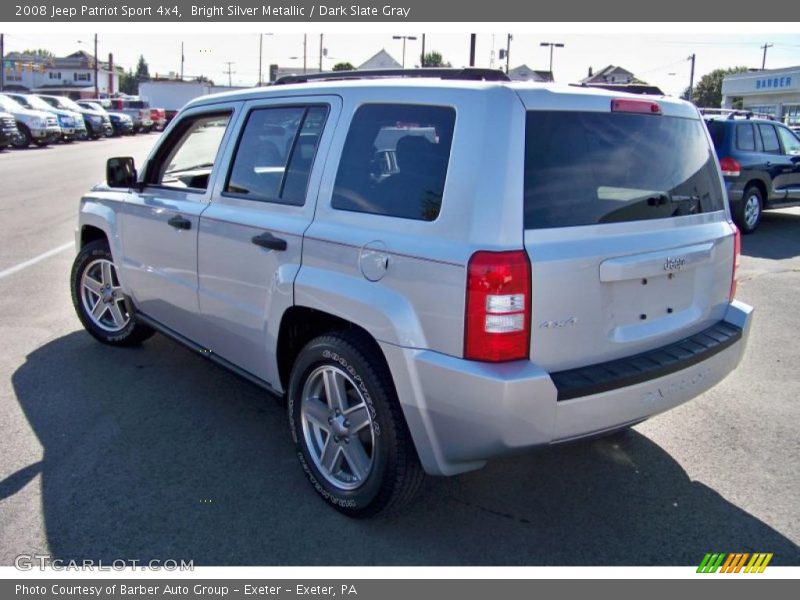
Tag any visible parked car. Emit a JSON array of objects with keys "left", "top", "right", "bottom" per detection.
[
  {"left": 77, "top": 101, "right": 134, "bottom": 137},
  {"left": 103, "top": 96, "right": 154, "bottom": 133},
  {"left": 0, "top": 111, "right": 19, "bottom": 150},
  {"left": 4, "top": 92, "right": 79, "bottom": 143},
  {"left": 38, "top": 94, "right": 109, "bottom": 140},
  {"left": 150, "top": 107, "right": 167, "bottom": 131},
  {"left": 705, "top": 112, "right": 800, "bottom": 233},
  {"left": 0, "top": 94, "right": 60, "bottom": 148},
  {"left": 71, "top": 69, "right": 753, "bottom": 516}
]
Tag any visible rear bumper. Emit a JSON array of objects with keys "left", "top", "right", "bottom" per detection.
[{"left": 383, "top": 300, "right": 754, "bottom": 476}]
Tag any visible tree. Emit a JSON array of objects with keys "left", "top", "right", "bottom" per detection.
[
  {"left": 683, "top": 66, "right": 749, "bottom": 108},
  {"left": 135, "top": 55, "right": 150, "bottom": 81},
  {"left": 332, "top": 62, "right": 355, "bottom": 72},
  {"left": 119, "top": 69, "right": 138, "bottom": 95},
  {"left": 21, "top": 49, "right": 55, "bottom": 59},
  {"left": 422, "top": 51, "right": 451, "bottom": 68}
]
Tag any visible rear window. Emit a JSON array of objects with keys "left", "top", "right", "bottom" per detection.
[
  {"left": 332, "top": 104, "right": 455, "bottom": 221},
  {"left": 524, "top": 111, "right": 725, "bottom": 229}
]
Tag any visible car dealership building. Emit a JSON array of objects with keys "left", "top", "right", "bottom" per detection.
[{"left": 722, "top": 65, "right": 800, "bottom": 127}]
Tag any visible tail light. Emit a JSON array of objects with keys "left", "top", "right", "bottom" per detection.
[
  {"left": 729, "top": 224, "right": 741, "bottom": 300},
  {"left": 719, "top": 156, "right": 741, "bottom": 177},
  {"left": 464, "top": 250, "right": 531, "bottom": 362}
]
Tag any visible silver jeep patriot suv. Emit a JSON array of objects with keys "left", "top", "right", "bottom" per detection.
[{"left": 70, "top": 69, "right": 753, "bottom": 516}]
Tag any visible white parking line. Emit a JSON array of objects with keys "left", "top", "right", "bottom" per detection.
[{"left": 0, "top": 242, "right": 74, "bottom": 280}]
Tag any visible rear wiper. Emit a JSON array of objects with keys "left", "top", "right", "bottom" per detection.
[{"left": 646, "top": 193, "right": 701, "bottom": 206}]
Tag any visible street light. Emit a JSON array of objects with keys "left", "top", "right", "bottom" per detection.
[
  {"left": 392, "top": 35, "right": 417, "bottom": 68},
  {"left": 77, "top": 35, "right": 99, "bottom": 97},
  {"left": 540, "top": 42, "right": 564, "bottom": 78}
]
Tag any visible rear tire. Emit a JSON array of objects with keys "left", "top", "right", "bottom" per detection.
[
  {"left": 288, "top": 332, "right": 424, "bottom": 517},
  {"left": 70, "top": 239, "right": 154, "bottom": 346},
  {"left": 734, "top": 185, "right": 763, "bottom": 234}
]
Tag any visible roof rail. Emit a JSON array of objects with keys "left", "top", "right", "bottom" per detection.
[
  {"left": 272, "top": 68, "right": 510, "bottom": 86},
  {"left": 699, "top": 107, "right": 776, "bottom": 121}
]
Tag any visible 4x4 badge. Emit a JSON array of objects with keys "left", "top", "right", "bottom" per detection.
[{"left": 664, "top": 257, "right": 686, "bottom": 272}]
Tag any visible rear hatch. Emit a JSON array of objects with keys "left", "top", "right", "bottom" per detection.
[{"left": 518, "top": 91, "right": 736, "bottom": 372}]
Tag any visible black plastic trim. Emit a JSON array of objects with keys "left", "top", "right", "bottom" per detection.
[{"left": 552, "top": 321, "right": 742, "bottom": 401}]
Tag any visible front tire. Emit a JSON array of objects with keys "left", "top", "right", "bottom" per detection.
[
  {"left": 12, "top": 125, "right": 32, "bottom": 149},
  {"left": 288, "top": 332, "right": 423, "bottom": 517},
  {"left": 734, "top": 185, "right": 763, "bottom": 234},
  {"left": 70, "top": 240, "right": 154, "bottom": 346}
]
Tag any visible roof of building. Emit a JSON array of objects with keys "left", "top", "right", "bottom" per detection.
[
  {"left": 581, "top": 65, "right": 634, "bottom": 84},
  {"left": 359, "top": 49, "right": 403, "bottom": 70},
  {"left": 508, "top": 64, "right": 554, "bottom": 82}
]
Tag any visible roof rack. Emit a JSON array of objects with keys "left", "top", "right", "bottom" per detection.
[
  {"left": 272, "top": 68, "right": 510, "bottom": 86},
  {"left": 571, "top": 82, "right": 665, "bottom": 95},
  {"left": 699, "top": 108, "right": 776, "bottom": 121}
]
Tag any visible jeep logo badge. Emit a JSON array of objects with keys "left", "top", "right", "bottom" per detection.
[{"left": 664, "top": 257, "right": 686, "bottom": 272}]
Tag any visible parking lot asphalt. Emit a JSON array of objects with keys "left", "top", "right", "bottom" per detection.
[{"left": 0, "top": 136, "right": 798, "bottom": 566}]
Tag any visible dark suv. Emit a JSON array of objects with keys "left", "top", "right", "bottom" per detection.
[{"left": 705, "top": 111, "right": 800, "bottom": 233}]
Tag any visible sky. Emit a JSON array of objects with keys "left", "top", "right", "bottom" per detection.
[{"left": 4, "top": 31, "right": 800, "bottom": 96}]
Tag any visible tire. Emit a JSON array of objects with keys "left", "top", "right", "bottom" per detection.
[
  {"left": 734, "top": 185, "right": 763, "bottom": 234},
  {"left": 70, "top": 239, "right": 154, "bottom": 346},
  {"left": 12, "top": 125, "right": 32, "bottom": 149},
  {"left": 288, "top": 332, "right": 424, "bottom": 517}
]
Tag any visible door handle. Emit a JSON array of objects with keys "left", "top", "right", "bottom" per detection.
[
  {"left": 251, "top": 231, "right": 287, "bottom": 251},
  {"left": 167, "top": 215, "right": 191, "bottom": 230}
]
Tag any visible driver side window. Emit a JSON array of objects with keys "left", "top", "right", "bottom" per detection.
[{"left": 151, "top": 113, "right": 231, "bottom": 191}]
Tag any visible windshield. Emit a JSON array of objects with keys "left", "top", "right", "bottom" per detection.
[
  {"left": 57, "top": 97, "right": 84, "bottom": 111},
  {"left": 524, "top": 111, "right": 725, "bottom": 229},
  {"left": 22, "top": 95, "right": 53, "bottom": 111},
  {"left": 81, "top": 102, "right": 106, "bottom": 113},
  {"left": 0, "top": 95, "right": 24, "bottom": 112}
]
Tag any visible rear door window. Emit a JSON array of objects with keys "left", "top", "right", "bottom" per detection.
[
  {"left": 524, "top": 111, "right": 725, "bottom": 229},
  {"left": 736, "top": 123, "right": 756, "bottom": 151},
  {"left": 758, "top": 124, "right": 781, "bottom": 154},
  {"left": 332, "top": 104, "right": 456, "bottom": 221}
]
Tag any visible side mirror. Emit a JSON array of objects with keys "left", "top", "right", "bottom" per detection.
[{"left": 106, "top": 156, "right": 137, "bottom": 188}]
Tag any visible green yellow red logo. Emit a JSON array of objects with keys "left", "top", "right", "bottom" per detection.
[{"left": 697, "top": 553, "right": 773, "bottom": 573}]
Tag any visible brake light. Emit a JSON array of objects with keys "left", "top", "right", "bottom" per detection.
[
  {"left": 730, "top": 224, "right": 741, "bottom": 300},
  {"left": 465, "top": 250, "right": 531, "bottom": 362},
  {"left": 719, "top": 156, "right": 741, "bottom": 177},
  {"left": 611, "top": 98, "right": 662, "bottom": 115}
]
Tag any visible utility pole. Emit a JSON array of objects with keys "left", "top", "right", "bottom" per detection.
[
  {"left": 687, "top": 53, "right": 696, "bottom": 100},
  {"left": 258, "top": 35, "right": 262, "bottom": 85},
  {"left": 505, "top": 34, "right": 512, "bottom": 74},
  {"left": 181, "top": 41, "right": 185, "bottom": 81},
  {"left": 420, "top": 34, "right": 426, "bottom": 67},
  {"left": 761, "top": 43, "right": 773, "bottom": 70},
  {"left": 0, "top": 34, "right": 5, "bottom": 93},
  {"left": 303, "top": 34, "right": 307, "bottom": 74},
  {"left": 223, "top": 61, "right": 236, "bottom": 87},
  {"left": 469, "top": 34, "right": 476, "bottom": 67},
  {"left": 94, "top": 33, "right": 99, "bottom": 98},
  {"left": 319, "top": 34, "right": 324, "bottom": 72}
]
